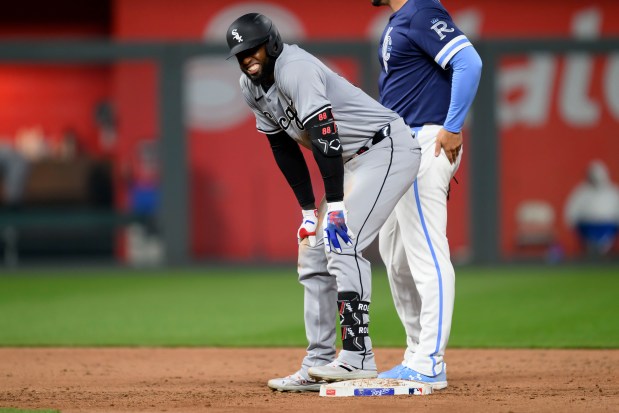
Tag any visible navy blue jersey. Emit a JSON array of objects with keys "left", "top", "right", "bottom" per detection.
[{"left": 378, "top": 0, "right": 472, "bottom": 127}]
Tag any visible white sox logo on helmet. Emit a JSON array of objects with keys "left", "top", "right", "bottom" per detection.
[{"left": 232, "top": 29, "right": 243, "bottom": 43}]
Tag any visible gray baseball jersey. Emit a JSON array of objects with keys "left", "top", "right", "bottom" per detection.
[
  {"left": 240, "top": 44, "right": 399, "bottom": 159},
  {"left": 239, "top": 42, "right": 422, "bottom": 374}
]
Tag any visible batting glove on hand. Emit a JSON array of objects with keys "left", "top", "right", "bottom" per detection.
[
  {"left": 298, "top": 209, "right": 318, "bottom": 247},
  {"left": 324, "top": 201, "right": 355, "bottom": 254}
]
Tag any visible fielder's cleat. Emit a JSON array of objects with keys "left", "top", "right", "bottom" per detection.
[
  {"left": 378, "top": 364, "right": 448, "bottom": 390},
  {"left": 377, "top": 363, "right": 406, "bottom": 378},
  {"left": 308, "top": 360, "right": 377, "bottom": 382},
  {"left": 267, "top": 371, "right": 323, "bottom": 392}
]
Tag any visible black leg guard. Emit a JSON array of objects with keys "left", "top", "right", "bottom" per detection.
[{"left": 338, "top": 292, "right": 370, "bottom": 352}]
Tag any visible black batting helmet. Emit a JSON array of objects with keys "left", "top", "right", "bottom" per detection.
[{"left": 226, "top": 13, "right": 283, "bottom": 59}]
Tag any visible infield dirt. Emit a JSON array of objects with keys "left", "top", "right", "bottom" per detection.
[{"left": 1, "top": 348, "right": 617, "bottom": 412}]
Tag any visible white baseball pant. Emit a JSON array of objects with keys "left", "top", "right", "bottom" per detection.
[{"left": 379, "top": 124, "right": 462, "bottom": 377}]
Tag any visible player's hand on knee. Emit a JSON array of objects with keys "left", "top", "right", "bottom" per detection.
[
  {"left": 323, "top": 201, "right": 355, "bottom": 253},
  {"left": 297, "top": 209, "right": 318, "bottom": 247},
  {"left": 435, "top": 128, "right": 463, "bottom": 164}
]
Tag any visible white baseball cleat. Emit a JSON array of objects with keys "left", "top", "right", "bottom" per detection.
[
  {"left": 267, "top": 371, "right": 324, "bottom": 392},
  {"left": 308, "top": 360, "right": 377, "bottom": 382}
]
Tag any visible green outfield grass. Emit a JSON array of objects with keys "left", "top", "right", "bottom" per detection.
[{"left": 0, "top": 265, "right": 617, "bottom": 348}]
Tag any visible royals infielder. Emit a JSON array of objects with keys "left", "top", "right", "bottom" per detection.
[
  {"left": 371, "top": 0, "right": 482, "bottom": 389},
  {"left": 226, "top": 13, "right": 421, "bottom": 392}
]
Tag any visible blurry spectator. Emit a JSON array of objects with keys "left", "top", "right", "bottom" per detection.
[
  {"left": 126, "top": 140, "right": 162, "bottom": 266},
  {"left": 56, "top": 128, "right": 80, "bottom": 160},
  {"left": 14, "top": 126, "right": 48, "bottom": 161},
  {"left": 94, "top": 100, "right": 117, "bottom": 152},
  {"left": 129, "top": 140, "right": 159, "bottom": 218},
  {"left": 0, "top": 141, "right": 29, "bottom": 209},
  {"left": 564, "top": 160, "right": 619, "bottom": 255}
]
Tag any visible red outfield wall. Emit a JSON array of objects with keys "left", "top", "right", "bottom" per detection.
[
  {"left": 114, "top": 0, "right": 619, "bottom": 260},
  {"left": 1, "top": 1, "right": 618, "bottom": 261}
]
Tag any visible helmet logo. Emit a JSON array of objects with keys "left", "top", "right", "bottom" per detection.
[{"left": 231, "top": 29, "right": 243, "bottom": 43}]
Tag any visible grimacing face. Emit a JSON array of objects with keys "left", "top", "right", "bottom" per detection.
[{"left": 235, "top": 43, "right": 274, "bottom": 85}]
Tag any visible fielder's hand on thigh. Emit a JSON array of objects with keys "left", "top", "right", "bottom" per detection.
[
  {"left": 323, "top": 201, "right": 355, "bottom": 253},
  {"left": 298, "top": 209, "right": 318, "bottom": 247},
  {"left": 435, "top": 128, "right": 462, "bottom": 164}
]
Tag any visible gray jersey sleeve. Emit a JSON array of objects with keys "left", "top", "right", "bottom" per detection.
[
  {"left": 276, "top": 60, "right": 332, "bottom": 126},
  {"left": 239, "top": 75, "right": 281, "bottom": 134}
]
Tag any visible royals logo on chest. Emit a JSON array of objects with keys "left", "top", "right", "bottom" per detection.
[{"left": 381, "top": 26, "right": 394, "bottom": 73}]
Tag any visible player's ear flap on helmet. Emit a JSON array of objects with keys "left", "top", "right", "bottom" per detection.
[{"left": 266, "top": 22, "right": 283, "bottom": 58}]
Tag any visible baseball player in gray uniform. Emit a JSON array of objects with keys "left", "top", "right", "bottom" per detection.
[{"left": 226, "top": 13, "right": 421, "bottom": 392}]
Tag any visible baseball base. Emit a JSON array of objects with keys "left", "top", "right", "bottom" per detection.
[{"left": 319, "top": 378, "right": 433, "bottom": 397}]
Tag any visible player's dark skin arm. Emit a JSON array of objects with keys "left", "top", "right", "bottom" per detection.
[{"left": 266, "top": 131, "right": 316, "bottom": 210}]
